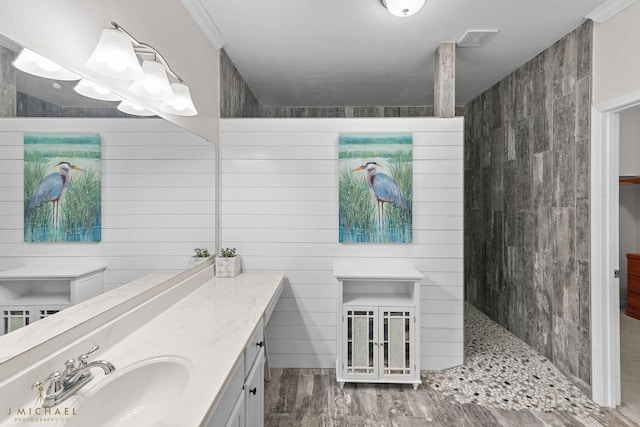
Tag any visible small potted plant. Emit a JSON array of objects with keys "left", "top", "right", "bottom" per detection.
[
  {"left": 189, "top": 247, "right": 211, "bottom": 268},
  {"left": 215, "top": 247, "right": 241, "bottom": 278}
]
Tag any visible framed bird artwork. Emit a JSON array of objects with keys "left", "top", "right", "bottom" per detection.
[
  {"left": 23, "top": 132, "right": 101, "bottom": 242},
  {"left": 339, "top": 132, "right": 412, "bottom": 243}
]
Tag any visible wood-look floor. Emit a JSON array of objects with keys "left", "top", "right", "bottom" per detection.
[
  {"left": 264, "top": 368, "right": 639, "bottom": 427},
  {"left": 621, "top": 310, "right": 640, "bottom": 421}
]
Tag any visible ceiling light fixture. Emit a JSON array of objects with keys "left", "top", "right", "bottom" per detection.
[
  {"left": 86, "top": 22, "right": 197, "bottom": 116},
  {"left": 74, "top": 78, "right": 122, "bottom": 101},
  {"left": 12, "top": 48, "right": 81, "bottom": 81},
  {"left": 117, "top": 99, "right": 155, "bottom": 116},
  {"left": 86, "top": 29, "right": 144, "bottom": 80},
  {"left": 160, "top": 82, "right": 198, "bottom": 116},
  {"left": 129, "top": 60, "right": 174, "bottom": 101},
  {"left": 383, "top": 0, "right": 425, "bottom": 17}
]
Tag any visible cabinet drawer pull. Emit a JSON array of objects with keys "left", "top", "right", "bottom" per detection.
[
  {"left": 249, "top": 387, "right": 257, "bottom": 395},
  {"left": 256, "top": 341, "right": 264, "bottom": 348}
]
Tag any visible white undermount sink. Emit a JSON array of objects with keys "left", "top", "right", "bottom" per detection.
[{"left": 63, "top": 356, "right": 191, "bottom": 427}]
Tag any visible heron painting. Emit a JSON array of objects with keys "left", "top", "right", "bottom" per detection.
[
  {"left": 24, "top": 132, "right": 101, "bottom": 242},
  {"left": 339, "top": 132, "right": 412, "bottom": 243}
]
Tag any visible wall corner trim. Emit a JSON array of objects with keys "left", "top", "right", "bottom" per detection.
[
  {"left": 180, "top": 0, "right": 226, "bottom": 49},
  {"left": 590, "top": 107, "right": 622, "bottom": 407},
  {"left": 586, "top": 0, "right": 638, "bottom": 23}
]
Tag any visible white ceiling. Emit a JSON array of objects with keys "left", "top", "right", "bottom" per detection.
[{"left": 195, "top": 0, "right": 608, "bottom": 107}]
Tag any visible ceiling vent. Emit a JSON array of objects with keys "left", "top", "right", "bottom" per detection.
[{"left": 457, "top": 30, "right": 499, "bottom": 48}]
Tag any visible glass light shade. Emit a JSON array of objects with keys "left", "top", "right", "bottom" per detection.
[
  {"left": 159, "top": 82, "right": 197, "bottom": 116},
  {"left": 117, "top": 100, "right": 155, "bottom": 116},
  {"left": 12, "top": 48, "right": 80, "bottom": 81},
  {"left": 383, "top": 0, "right": 425, "bottom": 17},
  {"left": 129, "top": 60, "right": 174, "bottom": 101},
  {"left": 74, "top": 78, "right": 122, "bottom": 101},
  {"left": 87, "top": 29, "right": 144, "bottom": 80}
]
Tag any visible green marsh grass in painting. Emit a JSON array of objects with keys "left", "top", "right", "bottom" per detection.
[
  {"left": 24, "top": 132, "right": 101, "bottom": 242},
  {"left": 339, "top": 132, "right": 412, "bottom": 243}
]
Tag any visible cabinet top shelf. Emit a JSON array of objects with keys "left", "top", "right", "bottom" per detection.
[
  {"left": 5, "top": 292, "right": 70, "bottom": 305},
  {"left": 0, "top": 265, "right": 106, "bottom": 280},
  {"left": 333, "top": 264, "right": 424, "bottom": 281},
  {"left": 343, "top": 293, "right": 414, "bottom": 306}
]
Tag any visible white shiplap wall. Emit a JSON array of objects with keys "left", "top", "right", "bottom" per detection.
[
  {"left": 0, "top": 118, "right": 215, "bottom": 291},
  {"left": 220, "top": 118, "right": 463, "bottom": 370}
]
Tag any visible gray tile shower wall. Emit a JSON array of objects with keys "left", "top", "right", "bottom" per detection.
[
  {"left": 219, "top": 46, "right": 465, "bottom": 119},
  {"left": 220, "top": 48, "right": 261, "bottom": 118},
  {"left": 464, "top": 21, "right": 592, "bottom": 392},
  {"left": 260, "top": 105, "right": 465, "bottom": 118},
  {"left": 0, "top": 45, "right": 17, "bottom": 117}
]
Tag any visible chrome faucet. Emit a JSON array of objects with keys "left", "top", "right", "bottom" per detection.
[{"left": 32, "top": 345, "right": 116, "bottom": 408}]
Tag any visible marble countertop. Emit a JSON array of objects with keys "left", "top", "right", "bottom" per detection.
[
  {"left": 0, "top": 266, "right": 283, "bottom": 427},
  {"left": 56, "top": 271, "right": 284, "bottom": 426},
  {"left": 81, "top": 273, "right": 284, "bottom": 427}
]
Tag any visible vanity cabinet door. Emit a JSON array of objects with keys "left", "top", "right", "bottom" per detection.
[
  {"left": 244, "top": 348, "right": 265, "bottom": 427},
  {"left": 206, "top": 358, "right": 244, "bottom": 427},
  {"left": 225, "top": 392, "right": 245, "bottom": 427}
]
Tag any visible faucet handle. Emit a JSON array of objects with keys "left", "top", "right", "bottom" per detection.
[
  {"left": 77, "top": 345, "right": 100, "bottom": 367},
  {"left": 32, "top": 371, "right": 62, "bottom": 389},
  {"left": 32, "top": 371, "right": 64, "bottom": 399}
]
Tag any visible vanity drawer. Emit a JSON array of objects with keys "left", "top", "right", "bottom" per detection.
[
  {"left": 627, "top": 292, "right": 640, "bottom": 320},
  {"left": 629, "top": 275, "right": 640, "bottom": 294},
  {"left": 627, "top": 254, "right": 640, "bottom": 277},
  {"left": 244, "top": 318, "right": 264, "bottom": 376}
]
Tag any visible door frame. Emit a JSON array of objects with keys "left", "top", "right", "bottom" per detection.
[{"left": 591, "top": 89, "right": 640, "bottom": 406}]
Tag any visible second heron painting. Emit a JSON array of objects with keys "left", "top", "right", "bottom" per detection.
[
  {"left": 339, "top": 132, "right": 412, "bottom": 243},
  {"left": 24, "top": 132, "right": 101, "bottom": 242}
]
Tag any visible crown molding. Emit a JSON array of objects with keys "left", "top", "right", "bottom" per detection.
[
  {"left": 180, "top": 0, "right": 226, "bottom": 49},
  {"left": 586, "top": 0, "right": 637, "bottom": 23}
]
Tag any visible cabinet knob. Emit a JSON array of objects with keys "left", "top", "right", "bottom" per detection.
[
  {"left": 249, "top": 387, "right": 257, "bottom": 395},
  {"left": 256, "top": 341, "right": 264, "bottom": 348}
]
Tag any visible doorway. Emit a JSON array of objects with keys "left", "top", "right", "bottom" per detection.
[
  {"left": 617, "top": 108, "right": 640, "bottom": 420},
  {"left": 591, "top": 91, "right": 640, "bottom": 408}
]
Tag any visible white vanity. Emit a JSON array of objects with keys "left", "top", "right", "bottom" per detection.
[
  {"left": 334, "top": 265, "right": 424, "bottom": 390},
  {"left": 0, "top": 264, "right": 283, "bottom": 427}
]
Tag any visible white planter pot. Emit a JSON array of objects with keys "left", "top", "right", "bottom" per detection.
[{"left": 215, "top": 256, "right": 241, "bottom": 278}]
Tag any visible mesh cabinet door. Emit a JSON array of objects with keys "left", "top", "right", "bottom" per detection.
[
  {"left": 380, "top": 307, "right": 414, "bottom": 381},
  {"left": 343, "top": 306, "right": 378, "bottom": 380},
  {"left": 1, "top": 307, "right": 31, "bottom": 335}
]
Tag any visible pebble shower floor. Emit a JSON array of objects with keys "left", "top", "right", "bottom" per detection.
[{"left": 426, "top": 304, "right": 601, "bottom": 417}]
